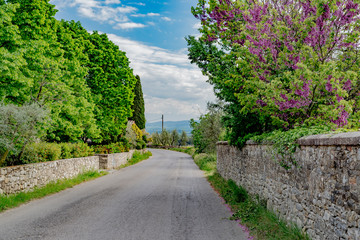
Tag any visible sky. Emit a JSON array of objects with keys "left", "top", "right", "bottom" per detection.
[{"left": 49, "top": 0, "right": 216, "bottom": 123}]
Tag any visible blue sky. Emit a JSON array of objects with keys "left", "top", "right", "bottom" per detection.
[{"left": 50, "top": 0, "right": 215, "bottom": 123}]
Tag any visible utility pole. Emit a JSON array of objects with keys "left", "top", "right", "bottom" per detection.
[{"left": 162, "top": 114, "right": 164, "bottom": 132}]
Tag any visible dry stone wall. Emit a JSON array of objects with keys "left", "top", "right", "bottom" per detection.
[
  {"left": 0, "top": 150, "right": 147, "bottom": 195},
  {"left": 217, "top": 132, "right": 360, "bottom": 240},
  {"left": 97, "top": 149, "right": 147, "bottom": 169},
  {"left": 0, "top": 156, "right": 99, "bottom": 195}
]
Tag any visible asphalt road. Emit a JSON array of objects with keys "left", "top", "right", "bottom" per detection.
[{"left": 0, "top": 149, "right": 248, "bottom": 240}]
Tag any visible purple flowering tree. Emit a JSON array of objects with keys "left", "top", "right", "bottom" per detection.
[{"left": 193, "top": 0, "right": 360, "bottom": 129}]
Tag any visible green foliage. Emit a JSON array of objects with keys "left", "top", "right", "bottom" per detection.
[
  {"left": 179, "top": 131, "right": 188, "bottom": 146},
  {"left": 188, "top": 0, "right": 360, "bottom": 148},
  {"left": 0, "top": 103, "right": 48, "bottom": 166},
  {"left": 136, "top": 140, "right": 146, "bottom": 150},
  {"left": 18, "top": 142, "right": 94, "bottom": 165},
  {"left": 0, "top": 2, "right": 29, "bottom": 105},
  {"left": 151, "top": 129, "right": 187, "bottom": 147},
  {"left": 130, "top": 75, "right": 146, "bottom": 129},
  {"left": 170, "top": 146, "right": 196, "bottom": 156},
  {"left": 186, "top": 36, "right": 272, "bottom": 149},
  {"left": 227, "top": 179, "right": 248, "bottom": 204},
  {"left": 170, "top": 129, "right": 180, "bottom": 146},
  {"left": 6, "top": 0, "right": 94, "bottom": 143},
  {"left": 160, "top": 129, "right": 171, "bottom": 146},
  {"left": 86, "top": 31, "right": 136, "bottom": 143},
  {"left": 0, "top": 170, "right": 107, "bottom": 212},
  {"left": 252, "top": 125, "right": 335, "bottom": 169},
  {"left": 193, "top": 153, "right": 217, "bottom": 174},
  {"left": 0, "top": 1, "right": 136, "bottom": 144},
  {"left": 190, "top": 102, "right": 224, "bottom": 153},
  {"left": 125, "top": 121, "right": 144, "bottom": 149},
  {"left": 63, "top": 142, "right": 94, "bottom": 158},
  {"left": 92, "top": 142, "right": 129, "bottom": 154},
  {"left": 151, "top": 132, "right": 161, "bottom": 146},
  {"left": 132, "top": 123, "right": 143, "bottom": 141}
]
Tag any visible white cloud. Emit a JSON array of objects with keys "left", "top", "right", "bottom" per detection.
[
  {"left": 51, "top": 0, "right": 143, "bottom": 30},
  {"left": 132, "top": 12, "right": 160, "bottom": 17},
  {"left": 131, "top": 2, "right": 145, "bottom": 6},
  {"left": 114, "top": 22, "right": 146, "bottom": 30},
  {"left": 106, "top": 33, "right": 216, "bottom": 121},
  {"left": 51, "top": 0, "right": 174, "bottom": 31},
  {"left": 145, "top": 97, "right": 204, "bottom": 122},
  {"left": 105, "top": 0, "right": 121, "bottom": 4},
  {"left": 147, "top": 13, "right": 160, "bottom": 17},
  {"left": 161, "top": 17, "right": 172, "bottom": 21}
]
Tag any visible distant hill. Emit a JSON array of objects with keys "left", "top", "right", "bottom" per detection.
[{"left": 145, "top": 120, "right": 193, "bottom": 135}]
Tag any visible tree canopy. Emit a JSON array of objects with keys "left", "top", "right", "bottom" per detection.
[
  {"left": 188, "top": 0, "right": 360, "bottom": 146},
  {"left": 130, "top": 75, "right": 146, "bottom": 129},
  {"left": 0, "top": 0, "right": 138, "bottom": 144}
]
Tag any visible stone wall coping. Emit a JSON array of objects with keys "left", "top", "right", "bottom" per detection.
[
  {"left": 0, "top": 155, "right": 99, "bottom": 170},
  {"left": 216, "top": 141, "right": 229, "bottom": 145},
  {"left": 218, "top": 131, "right": 360, "bottom": 147},
  {"left": 217, "top": 140, "right": 273, "bottom": 146},
  {"left": 297, "top": 131, "right": 360, "bottom": 146}
]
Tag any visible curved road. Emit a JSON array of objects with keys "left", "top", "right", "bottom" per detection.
[{"left": 0, "top": 149, "right": 248, "bottom": 240}]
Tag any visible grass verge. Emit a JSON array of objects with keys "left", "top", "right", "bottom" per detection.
[
  {"left": 0, "top": 170, "right": 107, "bottom": 213},
  {"left": 118, "top": 150, "right": 152, "bottom": 169},
  {"left": 170, "top": 147, "right": 310, "bottom": 240}
]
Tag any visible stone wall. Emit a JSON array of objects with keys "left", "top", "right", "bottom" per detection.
[
  {"left": 217, "top": 132, "right": 360, "bottom": 240},
  {"left": 97, "top": 149, "right": 147, "bottom": 169},
  {"left": 0, "top": 156, "right": 99, "bottom": 195},
  {"left": 0, "top": 149, "right": 147, "bottom": 195}
]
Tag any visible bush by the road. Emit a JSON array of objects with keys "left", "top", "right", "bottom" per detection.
[{"left": 4, "top": 141, "right": 133, "bottom": 167}]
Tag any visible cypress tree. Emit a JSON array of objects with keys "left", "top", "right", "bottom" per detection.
[{"left": 130, "top": 75, "right": 146, "bottom": 129}]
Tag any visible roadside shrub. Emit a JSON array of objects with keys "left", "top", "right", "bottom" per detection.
[
  {"left": 69, "top": 142, "right": 94, "bottom": 158},
  {"left": 142, "top": 134, "right": 147, "bottom": 142},
  {"left": 92, "top": 142, "right": 129, "bottom": 154},
  {"left": 18, "top": 142, "right": 94, "bottom": 165},
  {"left": 21, "top": 142, "right": 62, "bottom": 164},
  {"left": 60, "top": 143, "right": 72, "bottom": 159},
  {"left": 136, "top": 140, "right": 146, "bottom": 150},
  {"left": 194, "top": 153, "right": 217, "bottom": 173},
  {"left": 132, "top": 123, "right": 143, "bottom": 141}
]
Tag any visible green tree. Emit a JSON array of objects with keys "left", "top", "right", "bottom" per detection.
[
  {"left": 4, "top": 0, "right": 100, "bottom": 143},
  {"left": 160, "top": 129, "right": 171, "bottom": 146},
  {"left": 86, "top": 31, "right": 137, "bottom": 143},
  {"left": 190, "top": 102, "right": 224, "bottom": 153},
  {"left": 0, "top": 103, "right": 48, "bottom": 166},
  {"left": 190, "top": 0, "right": 360, "bottom": 142},
  {"left": 179, "top": 131, "right": 188, "bottom": 146},
  {"left": 125, "top": 121, "right": 137, "bottom": 148},
  {"left": 0, "top": 2, "right": 29, "bottom": 105},
  {"left": 170, "top": 129, "right": 180, "bottom": 146},
  {"left": 1, "top": 0, "right": 137, "bottom": 144},
  {"left": 186, "top": 35, "right": 272, "bottom": 148},
  {"left": 151, "top": 132, "right": 161, "bottom": 146},
  {"left": 50, "top": 20, "right": 100, "bottom": 142},
  {"left": 130, "top": 75, "right": 146, "bottom": 129}
]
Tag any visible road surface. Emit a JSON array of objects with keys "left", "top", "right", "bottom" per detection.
[{"left": 0, "top": 149, "right": 248, "bottom": 240}]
